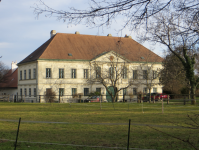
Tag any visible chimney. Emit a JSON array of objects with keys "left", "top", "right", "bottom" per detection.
[
  {"left": 124, "top": 34, "right": 132, "bottom": 39},
  {"left": 75, "top": 31, "right": 80, "bottom": 34},
  {"left": 107, "top": 34, "right": 112, "bottom": 37},
  {"left": 11, "top": 61, "right": 17, "bottom": 73},
  {"left": 50, "top": 30, "right": 56, "bottom": 38}
]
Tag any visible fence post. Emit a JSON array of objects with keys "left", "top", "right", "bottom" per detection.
[
  {"left": 39, "top": 95, "right": 41, "bottom": 103},
  {"left": 59, "top": 95, "right": 61, "bottom": 103},
  {"left": 8, "top": 95, "right": 9, "bottom": 102},
  {"left": 153, "top": 95, "right": 155, "bottom": 103},
  {"left": 127, "top": 119, "right": 131, "bottom": 150},
  {"left": 167, "top": 95, "right": 169, "bottom": 104},
  {"left": 162, "top": 97, "right": 164, "bottom": 114},
  {"left": 14, "top": 117, "right": 21, "bottom": 150}
]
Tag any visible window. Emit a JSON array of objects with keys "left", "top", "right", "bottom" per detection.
[
  {"left": 20, "top": 88, "right": 22, "bottom": 96},
  {"left": 84, "top": 69, "right": 89, "bottom": 79},
  {"left": 71, "top": 69, "right": 76, "bottom": 78},
  {"left": 24, "top": 70, "right": 26, "bottom": 80},
  {"left": 133, "top": 88, "right": 137, "bottom": 95},
  {"left": 143, "top": 70, "right": 147, "bottom": 79},
  {"left": 143, "top": 88, "right": 147, "bottom": 94},
  {"left": 29, "top": 88, "right": 31, "bottom": 97},
  {"left": 122, "top": 67, "right": 127, "bottom": 79},
  {"left": 46, "top": 68, "right": 51, "bottom": 78},
  {"left": 123, "top": 89, "right": 127, "bottom": 95},
  {"left": 59, "top": 69, "right": 64, "bottom": 78},
  {"left": 29, "top": 69, "right": 31, "bottom": 79},
  {"left": 72, "top": 88, "right": 77, "bottom": 95},
  {"left": 109, "top": 67, "right": 114, "bottom": 79},
  {"left": 59, "top": 88, "right": 64, "bottom": 96},
  {"left": 20, "top": 71, "right": 22, "bottom": 80},
  {"left": 133, "top": 70, "right": 137, "bottom": 79},
  {"left": 84, "top": 88, "right": 89, "bottom": 96},
  {"left": 96, "top": 67, "right": 101, "bottom": 78},
  {"left": 96, "top": 88, "right": 101, "bottom": 94},
  {"left": 33, "top": 68, "right": 36, "bottom": 79},
  {"left": 153, "top": 88, "right": 157, "bottom": 93},
  {"left": 153, "top": 71, "right": 157, "bottom": 79},
  {"left": 24, "top": 88, "right": 27, "bottom": 96},
  {"left": 34, "top": 88, "right": 36, "bottom": 97}
]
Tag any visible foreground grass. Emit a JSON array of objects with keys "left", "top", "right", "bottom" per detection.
[{"left": 0, "top": 102, "right": 199, "bottom": 150}]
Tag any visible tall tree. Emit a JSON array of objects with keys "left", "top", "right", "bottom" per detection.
[{"left": 0, "top": 61, "right": 9, "bottom": 83}]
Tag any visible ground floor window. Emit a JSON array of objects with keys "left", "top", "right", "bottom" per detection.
[
  {"left": 34, "top": 88, "right": 36, "bottom": 97},
  {"left": 72, "top": 88, "right": 77, "bottom": 96},
  {"left": 96, "top": 88, "right": 101, "bottom": 94},
  {"left": 29, "top": 88, "right": 31, "bottom": 97},
  {"left": 123, "top": 89, "right": 127, "bottom": 95},
  {"left": 133, "top": 88, "right": 137, "bottom": 95},
  {"left": 59, "top": 88, "right": 64, "bottom": 96},
  {"left": 153, "top": 88, "right": 157, "bottom": 93},
  {"left": 143, "top": 88, "right": 147, "bottom": 94},
  {"left": 84, "top": 88, "right": 89, "bottom": 96}
]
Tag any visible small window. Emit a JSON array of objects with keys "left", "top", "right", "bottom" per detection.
[
  {"left": 24, "top": 70, "right": 26, "bottom": 80},
  {"left": 29, "top": 88, "right": 31, "bottom": 97},
  {"left": 133, "top": 88, "right": 137, "bottom": 95},
  {"left": 29, "top": 69, "right": 31, "bottom": 79},
  {"left": 46, "top": 68, "right": 51, "bottom": 78},
  {"left": 84, "top": 88, "right": 89, "bottom": 96},
  {"left": 59, "top": 88, "right": 64, "bottom": 96},
  {"left": 71, "top": 69, "right": 76, "bottom": 78},
  {"left": 59, "top": 69, "right": 64, "bottom": 78},
  {"left": 20, "top": 71, "right": 22, "bottom": 80},
  {"left": 33, "top": 68, "right": 36, "bottom": 79},
  {"left": 84, "top": 69, "right": 89, "bottom": 79},
  {"left": 72, "top": 88, "right": 77, "bottom": 95},
  {"left": 133, "top": 70, "right": 137, "bottom": 79},
  {"left": 34, "top": 88, "right": 36, "bottom": 97}
]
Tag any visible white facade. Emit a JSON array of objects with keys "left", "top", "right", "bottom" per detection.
[{"left": 17, "top": 51, "right": 163, "bottom": 103}]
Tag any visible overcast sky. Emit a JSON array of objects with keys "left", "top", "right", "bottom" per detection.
[{"left": 0, "top": 0, "right": 165, "bottom": 69}]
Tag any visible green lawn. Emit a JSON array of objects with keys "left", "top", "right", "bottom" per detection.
[{"left": 0, "top": 102, "right": 199, "bottom": 150}]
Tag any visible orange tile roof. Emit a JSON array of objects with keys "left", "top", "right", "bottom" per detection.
[
  {"left": 18, "top": 33, "right": 163, "bottom": 64},
  {"left": 0, "top": 68, "right": 18, "bottom": 88}
]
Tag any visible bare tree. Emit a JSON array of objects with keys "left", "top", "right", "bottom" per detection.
[
  {"left": 33, "top": 0, "right": 198, "bottom": 34},
  {"left": 0, "top": 61, "right": 9, "bottom": 83},
  {"left": 140, "top": 13, "right": 199, "bottom": 104}
]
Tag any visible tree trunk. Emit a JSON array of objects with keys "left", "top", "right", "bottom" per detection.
[
  {"left": 190, "top": 84, "right": 196, "bottom": 105},
  {"left": 149, "top": 89, "right": 151, "bottom": 103}
]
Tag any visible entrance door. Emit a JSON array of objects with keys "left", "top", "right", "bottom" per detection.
[{"left": 106, "top": 86, "right": 117, "bottom": 102}]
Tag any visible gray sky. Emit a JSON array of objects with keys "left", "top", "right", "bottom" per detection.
[{"left": 0, "top": 0, "right": 164, "bottom": 69}]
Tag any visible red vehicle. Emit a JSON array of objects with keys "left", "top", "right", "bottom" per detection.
[{"left": 142, "top": 93, "right": 169, "bottom": 102}]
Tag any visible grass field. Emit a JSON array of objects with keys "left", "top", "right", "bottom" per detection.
[{"left": 0, "top": 101, "right": 199, "bottom": 150}]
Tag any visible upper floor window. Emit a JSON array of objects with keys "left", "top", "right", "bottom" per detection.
[
  {"left": 133, "top": 70, "right": 137, "bottom": 79},
  {"left": 20, "top": 71, "right": 22, "bottom": 80},
  {"left": 109, "top": 67, "right": 114, "bottom": 79},
  {"left": 33, "top": 68, "right": 36, "bottom": 79},
  {"left": 143, "top": 88, "right": 147, "bottom": 94},
  {"left": 153, "top": 71, "right": 157, "bottom": 79},
  {"left": 84, "top": 69, "right": 89, "bottom": 79},
  {"left": 71, "top": 69, "right": 76, "bottom": 78},
  {"left": 133, "top": 88, "right": 137, "bottom": 95},
  {"left": 46, "top": 68, "right": 51, "bottom": 78},
  {"left": 143, "top": 70, "right": 148, "bottom": 79},
  {"left": 122, "top": 67, "right": 127, "bottom": 79},
  {"left": 59, "top": 69, "right": 64, "bottom": 78},
  {"left": 153, "top": 88, "right": 157, "bottom": 93},
  {"left": 29, "top": 69, "right": 31, "bottom": 79},
  {"left": 24, "top": 70, "right": 26, "bottom": 80},
  {"left": 96, "top": 66, "right": 101, "bottom": 78}
]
